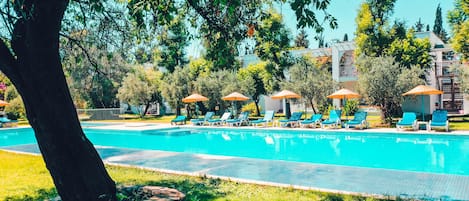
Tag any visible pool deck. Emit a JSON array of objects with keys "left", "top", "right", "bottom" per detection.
[{"left": 3, "top": 123, "right": 469, "bottom": 200}]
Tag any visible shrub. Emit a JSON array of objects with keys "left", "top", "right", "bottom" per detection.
[
  {"left": 322, "top": 104, "right": 335, "bottom": 116},
  {"left": 241, "top": 102, "right": 260, "bottom": 115},
  {"left": 343, "top": 99, "right": 359, "bottom": 116},
  {"left": 4, "top": 97, "right": 25, "bottom": 120}
]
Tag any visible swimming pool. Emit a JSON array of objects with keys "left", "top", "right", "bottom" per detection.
[{"left": 1, "top": 127, "right": 469, "bottom": 176}]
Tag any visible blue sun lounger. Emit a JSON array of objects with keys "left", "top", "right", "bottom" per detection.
[
  {"left": 191, "top": 112, "right": 214, "bottom": 126},
  {"left": 396, "top": 112, "right": 418, "bottom": 131},
  {"left": 170, "top": 115, "right": 187, "bottom": 125},
  {"left": 429, "top": 110, "right": 449, "bottom": 132},
  {"left": 300, "top": 114, "right": 322, "bottom": 128},
  {"left": 279, "top": 112, "right": 303, "bottom": 127},
  {"left": 345, "top": 111, "right": 368, "bottom": 129},
  {"left": 321, "top": 110, "right": 342, "bottom": 129},
  {"left": 226, "top": 111, "right": 250, "bottom": 126}
]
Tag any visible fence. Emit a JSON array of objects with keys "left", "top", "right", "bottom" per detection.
[{"left": 76, "top": 108, "right": 122, "bottom": 120}]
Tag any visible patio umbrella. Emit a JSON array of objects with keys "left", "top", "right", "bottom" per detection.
[
  {"left": 222, "top": 92, "right": 250, "bottom": 116},
  {"left": 182, "top": 93, "right": 209, "bottom": 118},
  {"left": 271, "top": 90, "right": 301, "bottom": 119},
  {"left": 327, "top": 88, "right": 360, "bottom": 120},
  {"left": 402, "top": 85, "right": 443, "bottom": 121},
  {"left": 0, "top": 100, "right": 9, "bottom": 107}
]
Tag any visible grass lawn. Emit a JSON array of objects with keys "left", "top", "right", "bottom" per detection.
[{"left": 0, "top": 150, "right": 392, "bottom": 201}]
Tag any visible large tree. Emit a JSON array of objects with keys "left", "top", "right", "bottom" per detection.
[
  {"left": 194, "top": 70, "right": 251, "bottom": 114},
  {"left": 237, "top": 62, "right": 272, "bottom": 116},
  {"left": 117, "top": 67, "right": 162, "bottom": 117},
  {"left": 155, "top": 14, "right": 190, "bottom": 73},
  {"left": 160, "top": 66, "right": 193, "bottom": 116},
  {"left": 356, "top": 56, "right": 424, "bottom": 123},
  {"left": 354, "top": 0, "right": 396, "bottom": 57},
  {"left": 433, "top": 3, "right": 448, "bottom": 42},
  {"left": 0, "top": 0, "right": 117, "bottom": 199},
  {"left": 0, "top": 0, "right": 337, "bottom": 199},
  {"left": 254, "top": 9, "right": 293, "bottom": 81},
  {"left": 386, "top": 30, "right": 432, "bottom": 69},
  {"left": 447, "top": 0, "right": 469, "bottom": 61},
  {"left": 355, "top": 1, "right": 432, "bottom": 70},
  {"left": 281, "top": 57, "right": 336, "bottom": 113}
]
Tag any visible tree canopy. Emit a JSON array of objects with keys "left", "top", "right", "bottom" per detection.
[
  {"left": 355, "top": 0, "right": 431, "bottom": 69},
  {"left": 117, "top": 66, "right": 162, "bottom": 117},
  {"left": 447, "top": 0, "right": 469, "bottom": 61},
  {"left": 433, "top": 3, "right": 449, "bottom": 42},
  {"left": 238, "top": 62, "right": 273, "bottom": 116},
  {"left": 356, "top": 56, "right": 424, "bottom": 123},
  {"left": 281, "top": 57, "right": 336, "bottom": 114}
]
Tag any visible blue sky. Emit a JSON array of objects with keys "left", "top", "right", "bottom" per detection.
[
  {"left": 188, "top": 1, "right": 455, "bottom": 57},
  {"left": 282, "top": 0, "right": 455, "bottom": 48}
]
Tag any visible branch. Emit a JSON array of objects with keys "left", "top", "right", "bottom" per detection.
[
  {"left": 186, "top": 0, "right": 228, "bottom": 33},
  {"left": 59, "top": 32, "right": 105, "bottom": 76},
  {"left": 0, "top": 5, "right": 18, "bottom": 35}
]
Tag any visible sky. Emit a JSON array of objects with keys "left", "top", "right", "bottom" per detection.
[{"left": 188, "top": 0, "right": 455, "bottom": 57}]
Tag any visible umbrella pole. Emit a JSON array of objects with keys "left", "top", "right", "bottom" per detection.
[
  {"left": 233, "top": 101, "right": 237, "bottom": 116},
  {"left": 344, "top": 97, "right": 348, "bottom": 121},
  {"left": 421, "top": 95, "right": 425, "bottom": 121}
]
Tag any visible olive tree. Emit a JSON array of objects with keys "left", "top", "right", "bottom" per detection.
[
  {"left": 117, "top": 67, "right": 162, "bottom": 117},
  {"left": 281, "top": 57, "right": 337, "bottom": 113},
  {"left": 357, "top": 56, "right": 425, "bottom": 123}
]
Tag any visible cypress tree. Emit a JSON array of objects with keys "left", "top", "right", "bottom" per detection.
[{"left": 433, "top": 4, "right": 448, "bottom": 42}]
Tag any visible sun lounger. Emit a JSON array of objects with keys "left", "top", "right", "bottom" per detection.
[
  {"left": 190, "top": 111, "right": 214, "bottom": 126},
  {"left": 396, "top": 112, "right": 418, "bottom": 131},
  {"left": 429, "top": 110, "right": 449, "bottom": 132},
  {"left": 226, "top": 111, "right": 250, "bottom": 126},
  {"left": 300, "top": 114, "right": 322, "bottom": 128},
  {"left": 0, "top": 117, "right": 17, "bottom": 128},
  {"left": 170, "top": 115, "right": 187, "bottom": 125},
  {"left": 208, "top": 112, "right": 231, "bottom": 126},
  {"left": 279, "top": 112, "right": 303, "bottom": 127},
  {"left": 321, "top": 110, "right": 342, "bottom": 129},
  {"left": 345, "top": 111, "right": 368, "bottom": 129},
  {"left": 251, "top": 110, "right": 274, "bottom": 127}
]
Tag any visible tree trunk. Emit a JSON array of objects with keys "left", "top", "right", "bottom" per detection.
[
  {"left": 176, "top": 104, "right": 182, "bottom": 116},
  {"left": 0, "top": 1, "right": 117, "bottom": 200},
  {"left": 142, "top": 102, "right": 151, "bottom": 118},
  {"left": 254, "top": 99, "right": 261, "bottom": 116},
  {"left": 309, "top": 99, "right": 317, "bottom": 114}
]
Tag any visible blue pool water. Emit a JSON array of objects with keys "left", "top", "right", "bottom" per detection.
[{"left": 1, "top": 127, "right": 469, "bottom": 176}]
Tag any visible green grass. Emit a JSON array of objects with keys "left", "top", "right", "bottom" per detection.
[
  {"left": 450, "top": 121, "right": 469, "bottom": 130},
  {"left": 0, "top": 151, "right": 56, "bottom": 201},
  {"left": 0, "top": 150, "right": 392, "bottom": 201}
]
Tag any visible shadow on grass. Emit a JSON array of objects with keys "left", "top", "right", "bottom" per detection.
[
  {"left": 4, "top": 188, "right": 57, "bottom": 201},
  {"left": 118, "top": 176, "right": 225, "bottom": 201}
]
